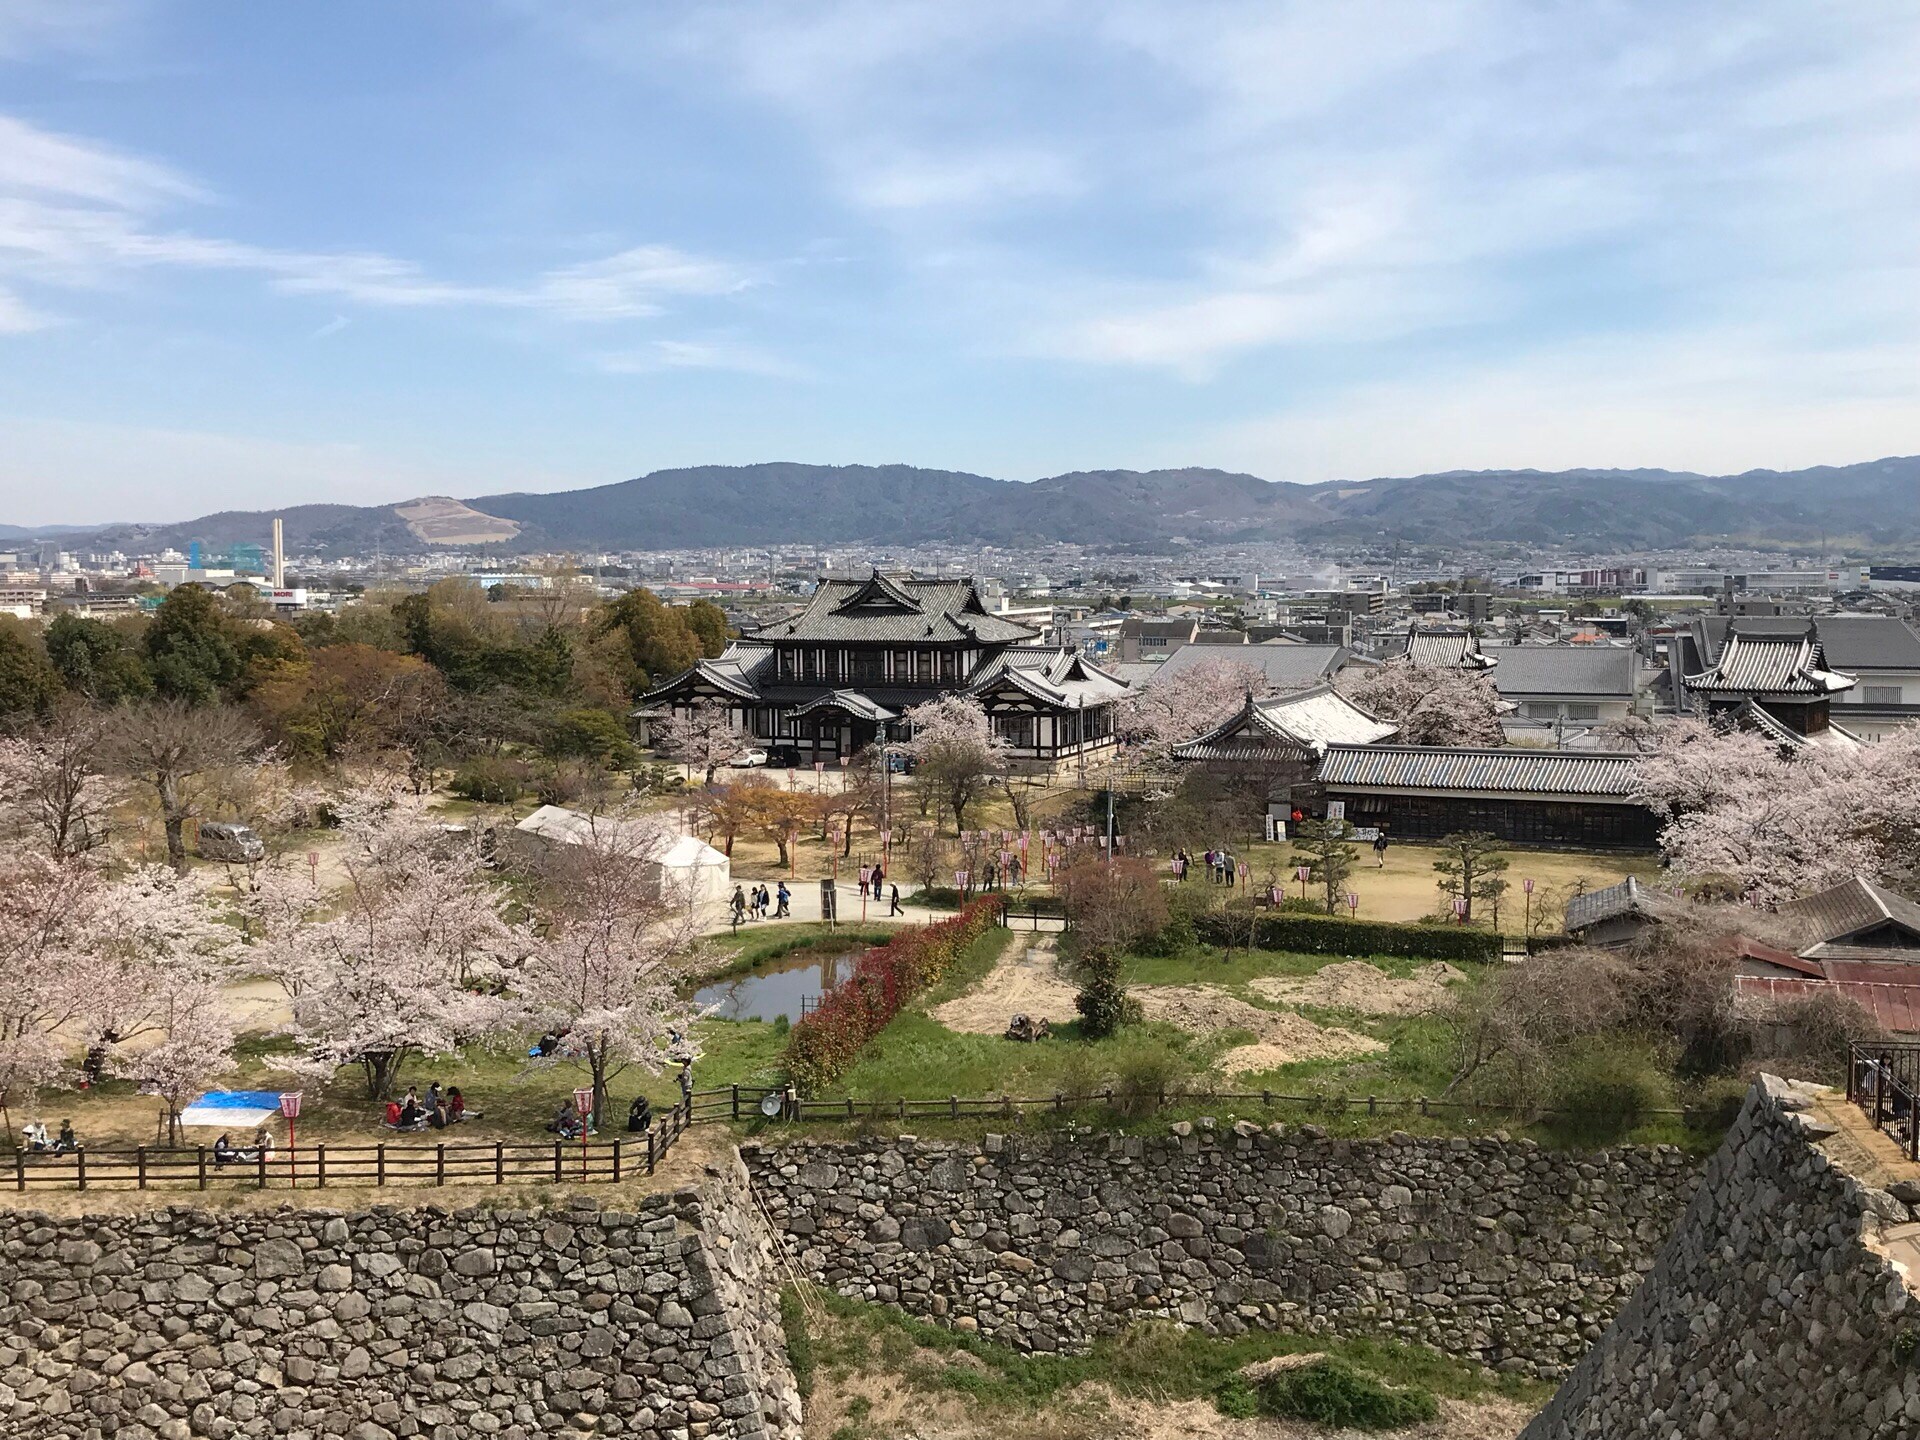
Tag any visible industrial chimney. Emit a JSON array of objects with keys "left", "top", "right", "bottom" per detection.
[{"left": 272, "top": 517, "right": 285, "bottom": 589}]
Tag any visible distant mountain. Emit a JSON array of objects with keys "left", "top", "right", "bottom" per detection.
[{"left": 19, "top": 455, "right": 1920, "bottom": 556}]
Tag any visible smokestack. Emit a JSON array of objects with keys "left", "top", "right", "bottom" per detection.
[{"left": 272, "top": 517, "right": 284, "bottom": 588}]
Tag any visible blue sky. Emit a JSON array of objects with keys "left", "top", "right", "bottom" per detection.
[{"left": 3, "top": 1, "right": 1919, "bottom": 525}]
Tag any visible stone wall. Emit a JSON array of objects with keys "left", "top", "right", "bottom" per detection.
[
  {"left": 0, "top": 1151, "right": 800, "bottom": 1440},
  {"left": 1523, "top": 1076, "right": 1920, "bottom": 1440},
  {"left": 746, "top": 1122, "right": 1701, "bottom": 1376}
]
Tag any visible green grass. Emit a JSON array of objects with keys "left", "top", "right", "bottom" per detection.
[{"left": 800, "top": 1289, "right": 1547, "bottom": 1412}]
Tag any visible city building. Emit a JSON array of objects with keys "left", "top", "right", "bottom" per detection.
[{"left": 1483, "top": 645, "right": 1644, "bottom": 726}]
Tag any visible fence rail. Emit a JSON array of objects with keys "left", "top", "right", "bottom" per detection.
[
  {"left": 9, "top": 1100, "right": 699, "bottom": 1194},
  {"left": 1847, "top": 1039, "right": 1920, "bottom": 1162}
]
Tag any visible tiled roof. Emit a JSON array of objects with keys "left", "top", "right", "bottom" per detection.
[
  {"left": 1684, "top": 627, "right": 1855, "bottom": 697},
  {"left": 1563, "top": 875, "right": 1682, "bottom": 932},
  {"left": 748, "top": 572, "right": 1038, "bottom": 645},
  {"left": 1780, "top": 876, "right": 1920, "bottom": 947},
  {"left": 1146, "top": 642, "right": 1354, "bottom": 689},
  {"left": 1734, "top": 698, "right": 1866, "bottom": 753},
  {"left": 967, "top": 649, "right": 1131, "bottom": 707},
  {"left": 1316, "top": 744, "right": 1640, "bottom": 798},
  {"left": 1173, "top": 685, "right": 1398, "bottom": 763},
  {"left": 1698, "top": 614, "right": 1920, "bottom": 672},
  {"left": 1403, "top": 628, "right": 1496, "bottom": 670},
  {"left": 787, "top": 690, "right": 900, "bottom": 722},
  {"left": 1482, "top": 645, "right": 1638, "bottom": 699}
]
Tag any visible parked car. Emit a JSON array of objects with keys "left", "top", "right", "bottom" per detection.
[
  {"left": 728, "top": 748, "right": 770, "bottom": 768},
  {"left": 198, "top": 822, "right": 265, "bottom": 863}
]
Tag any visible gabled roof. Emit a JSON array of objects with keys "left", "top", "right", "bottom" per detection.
[
  {"left": 1316, "top": 744, "right": 1640, "bottom": 798},
  {"left": 1564, "top": 875, "right": 1684, "bottom": 933},
  {"left": 1173, "top": 685, "right": 1399, "bottom": 763},
  {"left": 750, "top": 572, "right": 1038, "bottom": 645},
  {"left": 1684, "top": 625, "right": 1855, "bottom": 698},
  {"left": 1402, "top": 628, "right": 1496, "bottom": 670},
  {"left": 635, "top": 642, "right": 776, "bottom": 704},
  {"left": 1145, "top": 641, "right": 1354, "bottom": 689},
  {"left": 787, "top": 690, "right": 899, "bottom": 723},
  {"left": 1481, "top": 645, "right": 1637, "bottom": 699},
  {"left": 1696, "top": 614, "right": 1920, "bottom": 672},
  {"left": 967, "top": 648, "right": 1131, "bottom": 707},
  {"left": 1780, "top": 876, "right": 1920, "bottom": 949},
  {"left": 1733, "top": 698, "right": 1866, "bottom": 753}
]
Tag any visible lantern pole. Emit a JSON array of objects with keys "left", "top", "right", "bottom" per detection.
[
  {"left": 279, "top": 1091, "right": 302, "bottom": 1189},
  {"left": 574, "top": 1086, "right": 594, "bottom": 1179}
]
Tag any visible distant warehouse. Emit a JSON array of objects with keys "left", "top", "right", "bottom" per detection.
[{"left": 1310, "top": 744, "right": 1659, "bottom": 851}]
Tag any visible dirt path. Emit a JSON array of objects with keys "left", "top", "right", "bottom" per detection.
[
  {"left": 932, "top": 936, "right": 1081, "bottom": 1034},
  {"left": 1251, "top": 962, "right": 1468, "bottom": 1018}
]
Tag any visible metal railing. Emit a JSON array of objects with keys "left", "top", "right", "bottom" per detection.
[{"left": 1847, "top": 1039, "right": 1920, "bottom": 1161}]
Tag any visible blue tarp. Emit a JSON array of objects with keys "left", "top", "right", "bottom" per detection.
[{"left": 191, "top": 1091, "right": 287, "bottom": 1109}]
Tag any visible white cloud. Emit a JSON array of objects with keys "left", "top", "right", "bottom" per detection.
[
  {"left": 0, "top": 285, "right": 53, "bottom": 333},
  {"left": 0, "top": 113, "right": 758, "bottom": 324},
  {"left": 593, "top": 338, "right": 807, "bottom": 380}
]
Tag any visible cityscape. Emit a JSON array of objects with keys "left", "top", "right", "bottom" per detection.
[{"left": 5, "top": 7, "right": 1920, "bottom": 1440}]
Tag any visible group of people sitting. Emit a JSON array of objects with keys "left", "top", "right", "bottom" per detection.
[
  {"left": 20, "top": 1120, "right": 77, "bottom": 1155},
  {"left": 730, "top": 882, "right": 788, "bottom": 923},
  {"left": 382, "top": 1083, "right": 475, "bottom": 1133},
  {"left": 212, "top": 1129, "right": 275, "bottom": 1165}
]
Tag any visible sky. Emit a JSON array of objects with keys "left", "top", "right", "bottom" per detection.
[{"left": 3, "top": 1, "right": 1920, "bottom": 525}]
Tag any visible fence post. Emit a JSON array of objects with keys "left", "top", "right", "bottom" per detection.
[
  {"left": 1368, "top": 1095, "right": 1377, "bottom": 1117},
  {"left": 731, "top": 1085, "right": 740, "bottom": 1121},
  {"left": 1419, "top": 1096, "right": 1429, "bottom": 1117},
  {"left": 76, "top": 1148, "right": 86, "bottom": 1192},
  {"left": 196, "top": 1145, "right": 206, "bottom": 1191},
  {"left": 1002, "top": 1094, "right": 1013, "bottom": 1118},
  {"left": 612, "top": 1139, "right": 622, "bottom": 1183},
  {"left": 495, "top": 1142, "right": 504, "bottom": 1185},
  {"left": 14, "top": 1149, "right": 24, "bottom": 1193},
  {"left": 436, "top": 1144, "right": 446, "bottom": 1186},
  {"left": 317, "top": 1145, "right": 327, "bottom": 1189},
  {"left": 377, "top": 1144, "right": 386, "bottom": 1187},
  {"left": 1054, "top": 1092, "right": 1063, "bottom": 1113},
  {"left": 647, "top": 1126, "right": 657, "bottom": 1175},
  {"left": 847, "top": 1097, "right": 855, "bottom": 1120},
  {"left": 950, "top": 1095, "right": 958, "bottom": 1119},
  {"left": 137, "top": 1147, "right": 147, "bottom": 1190},
  {"left": 552, "top": 1142, "right": 562, "bottom": 1182},
  {"left": 898, "top": 1097, "right": 906, "bottom": 1121}
]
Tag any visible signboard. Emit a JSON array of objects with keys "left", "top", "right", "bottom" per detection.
[{"left": 1326, "top": 800, "right": 1346, "bottom": 822}]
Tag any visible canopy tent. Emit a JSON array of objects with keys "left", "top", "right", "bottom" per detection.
[{"left": 177, "top": 1090, "right": 286, "bottom": 1129}]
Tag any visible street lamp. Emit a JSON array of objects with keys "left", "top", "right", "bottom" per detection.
[
  {"left": 279, "top": 1091, "right": 302, "bottom": 1189},
  {"left": 1522, "top": 877, "right": 1535, "bottom": 944}
]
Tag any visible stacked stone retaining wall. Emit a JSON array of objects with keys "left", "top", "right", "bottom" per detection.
[
  {"left": 0, "top": 1152, "right": 800, "bottom": 1440},
  {"left": 1523, "top": 1076, "right": 1920, "bottom": 1440},
  {"left": 746, "top": 1122, "right": 1701, "bottom": 1376}
]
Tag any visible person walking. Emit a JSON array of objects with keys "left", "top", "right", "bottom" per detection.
[
  {"left": 1373, "top": 827, "right": 1390, "bottom": 868},
  {"left": 775, "top": 880, "right": 791, "bottom": 918},
  {"left": 729, "top": 886, "right": 746, "bottom": 927},
  {"left": 870, "top": 861, "right": 884, "bottom": 897},
  {"left": 678, "top": 1058, "right": 695, "bottom": 1115},
  {"left": 888, "top": 883, "right": 903, "bottom": 916}
]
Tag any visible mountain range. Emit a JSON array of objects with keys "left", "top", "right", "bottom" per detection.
[{"left": 18, "top": 455, "right": 1920, "bottom": 556}]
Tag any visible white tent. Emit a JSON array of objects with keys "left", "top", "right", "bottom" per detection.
[{"left": 507, "top": 806, "right": 731, "bottom": 907}]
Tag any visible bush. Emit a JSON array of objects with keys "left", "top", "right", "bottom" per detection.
[
  {"left": 1540, "top": 1036, "right": 1673, "bottom": 1143},
  {"left": 542, "top": 707, "right": 637, "bottom": 768},
  {"left": 450, "top": 755, "right": 530, "bottom": 804},
  {"left": 783, "top": 899, "right": 1000, "bottom": 1093},
  {"left": 1074, "top": 948, "right": 1128, "bottom": 1039},
  {"left": 1192, "top": 911, "right": 1501, "bottom": 963},
  {"left": 1257, "top": 1360, "right": 1438, "bottom": 1430},
  {"left": 1111, "top": 1044, "right": 1192, "bottom": 1119}
]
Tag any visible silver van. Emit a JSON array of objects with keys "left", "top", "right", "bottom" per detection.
[{"left": 199, "top": 822, "right": 266, "bottom": 863}]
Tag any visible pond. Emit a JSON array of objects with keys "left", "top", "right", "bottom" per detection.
[{"left": 693, "top": 949, "right": 864, "bottom": 1025}]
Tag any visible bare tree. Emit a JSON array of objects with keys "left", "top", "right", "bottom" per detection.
[
  {"left": 0, "top": 703, "right": 115, "bottom": 858},
  {"left": 103, "top": 700, "right": 264, "bottom": 873}
]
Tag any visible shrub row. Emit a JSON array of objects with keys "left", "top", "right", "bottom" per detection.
[
  {"left": 915, "top": 887, "right": 1068, "bottom": 915},
  {"left": 1191, "top": 911, "right": 1502, "bottom": 963},
  {"left": 783, "top": 898, "right": 1001, "bottom": 1094}
]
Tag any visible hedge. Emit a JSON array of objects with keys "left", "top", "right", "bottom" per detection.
[
  {"left": 915, "top": 887, "right": 1067, "bottom": 916},
  {"left": 783, "top": 897, "right": 1001, "bottom": 1094},
  {"left": 1191, "top": 911, "right": 1502, "bottom": 963}
]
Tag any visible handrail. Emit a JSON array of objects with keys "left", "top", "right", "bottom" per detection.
[{"left": 1847, "top": 1039, "right": 1920, "bottom": 1162}]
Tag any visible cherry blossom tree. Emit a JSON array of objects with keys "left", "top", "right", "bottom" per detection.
[
  {"left": 1342, "top": 664, "right": 1505, "bottom": 746},
  {"left": 112, "top": 981, "right": 237, "bottom": 1145},
  {"left": 656, "top": 699, "right": 741, "bottom": 785},
  {"left": 901, "top": 694, "right": 1007, "bottom": 833},
  {"left": 516, "top": 812, "right": 706, "bottom": 1128},
  {"left": 1115, "top": 657, "right": 1278, "bottom": 761},
  {"left": 247, "top": 796, "right": 522, "bottom": 1096},
  {"left": 0, "top": 707, "right": 115, "bottom": 858}
]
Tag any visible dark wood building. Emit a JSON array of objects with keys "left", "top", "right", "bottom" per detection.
[
  {"left": 1307, "top": 744, "right": 1660, "bottom": 850},
  {"left": 640, "top": 572, "right": 1132, "bottom": 767}
]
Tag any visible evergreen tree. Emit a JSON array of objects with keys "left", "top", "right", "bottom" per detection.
[
  {"left": 1433, "top": 831, "right": 1510, "bottom": 923},
  {"left": 0, "top": 618, "right": 61, "bottom": 723},
  {"left": 1290, "top": 819, "right": 1358, "bottom": 915},
  {"left": 43, "top": 614, "right": 152, "bottom": 703},
  {"left": 143, "top": 585, "right": 243, "bottom": 705}
]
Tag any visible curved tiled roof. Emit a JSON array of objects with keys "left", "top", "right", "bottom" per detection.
[
  {"left": 1684, "top": 628, "right": 1855, "bottom": 697},
  {"left": 1316, "top": 744, "right": 1639, "bottom": 797},
  {"left": 749, "top": 572, "right": 1038, "bottom": 644},
  {"left": 1174, "top": 685, "right": 1398, "bottom": 762},
  {"left": 1403, "top": 628, "right": 1496, "bottom": 670}
]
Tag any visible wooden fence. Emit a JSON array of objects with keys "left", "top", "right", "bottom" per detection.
[{"left": 9, "top": 1099, "right": 698, "bottom": 1194}]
